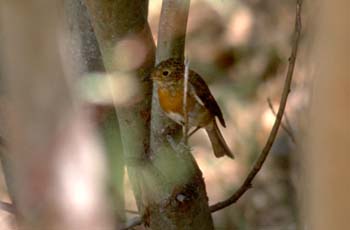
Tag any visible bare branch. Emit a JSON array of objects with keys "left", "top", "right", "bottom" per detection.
[
  {"left": 183, "top": 58, "right": 190, "bottom": 145},
  {"left": 267, "top": 97, "right": 296, "bottom": 144},
  {"left": 156, "top": 0, "right": 191, "bottom": 62},
  {"left": 210, "top": 0, "right": 303, "bottom": 213}
]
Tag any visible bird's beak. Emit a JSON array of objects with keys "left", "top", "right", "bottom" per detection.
[{"left": 150, "top": 71, "right": 160, "bottom": 81}]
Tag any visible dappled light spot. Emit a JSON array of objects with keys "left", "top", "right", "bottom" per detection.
[
  {"left": 225, "top": 7, "right": 253, "bottom": 46},
  {"left": 113, "top": 37, "right": 147, "bottom": 71},
  {"left": 79, "top": 72, "right": 140, "bottom": 107},
  {"left": 262, "top": 105, "right": 276, "bottom": 131}
]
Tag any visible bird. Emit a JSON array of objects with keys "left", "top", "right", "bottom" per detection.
[{"left": 151, "top": 58, "right": 234, "bottom": 159}]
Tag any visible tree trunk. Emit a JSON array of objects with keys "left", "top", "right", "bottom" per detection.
[
  {"left": 83, "top": 0, "right": 155, "bottom": 219},
  {"left": 63, "top": 0, "right": 126, "bottom": 223},
  {"left": 304, "top": 0, "right": 350, "bottom": 229},
  {"left": 0, "top": 0, "right": 114, "bottom": 229}
]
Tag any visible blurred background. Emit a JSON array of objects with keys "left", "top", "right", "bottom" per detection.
[{"left": 0, "top": 0, "right": 341, "bottom": 229}]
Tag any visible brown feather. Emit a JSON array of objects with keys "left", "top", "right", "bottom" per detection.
[
  {"left": 205, "top": 120, "right": 234, "bottom": 158},
  {"left": 189, "top": 71, "right": 226, "bottom": 127}
]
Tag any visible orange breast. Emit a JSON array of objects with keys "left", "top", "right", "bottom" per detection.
[
  {"left": 158, "top": 86, "right": 212, "bottom": 127},
  {"left": 158, "top": 86, "right": 184, "bottom": 114}
]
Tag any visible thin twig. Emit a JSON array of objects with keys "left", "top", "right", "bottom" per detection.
[
  {"left": 0, "top": 201, "right": 15, "bottom": 214},
  {"left": 210, "top": 0, "right": 302, "bottom": 213},
  {"left": 267, "top": 98, "right": 296, "bottom": 144},
  {"left": 274, "top": 99, "right": 294, "bottom": 134},
  {"left": 183, "top": 58, "right": 190, "bottom": 145}
]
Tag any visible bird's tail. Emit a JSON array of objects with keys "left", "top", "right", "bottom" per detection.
[{"left": 205, "top": 119, "right": 234, "bottom": 159}]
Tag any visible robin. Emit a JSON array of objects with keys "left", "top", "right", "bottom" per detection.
[{"left": 151, "top": 58, "right": 234, "bottom": 159}]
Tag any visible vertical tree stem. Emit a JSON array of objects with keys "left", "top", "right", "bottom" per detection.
[{"left": 149, "top": 0, "right": 214, "bottom": 229}]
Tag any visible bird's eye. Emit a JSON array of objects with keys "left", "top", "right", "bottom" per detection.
[{"left": 162, "top": 70, "right": 169, "bottom": 76}]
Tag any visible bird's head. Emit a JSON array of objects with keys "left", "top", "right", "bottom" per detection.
[{"left": 151, "top": 58, "right": 185, "bottom": 84}]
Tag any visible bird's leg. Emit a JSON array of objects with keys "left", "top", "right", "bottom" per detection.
[
  {"left": 180, "top": 126, "right": 200, "bottom": 144},
  {"left": 160, "top": 125, "right": 178, "bottom": 137},
  {"left": 187, "top": 126, "right": 200, "bottom": 138}
]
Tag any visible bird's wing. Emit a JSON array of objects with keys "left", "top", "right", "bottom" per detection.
[{"left": 189, "top": 70, "right": 226, "bottom": 127}]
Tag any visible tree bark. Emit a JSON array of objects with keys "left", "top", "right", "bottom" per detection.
[
  {"left": 0, "top": 0, "right": 114, "bottom": 229},
  {"left": 83, "top": 0, "right": 155, "bottom": 219}
]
